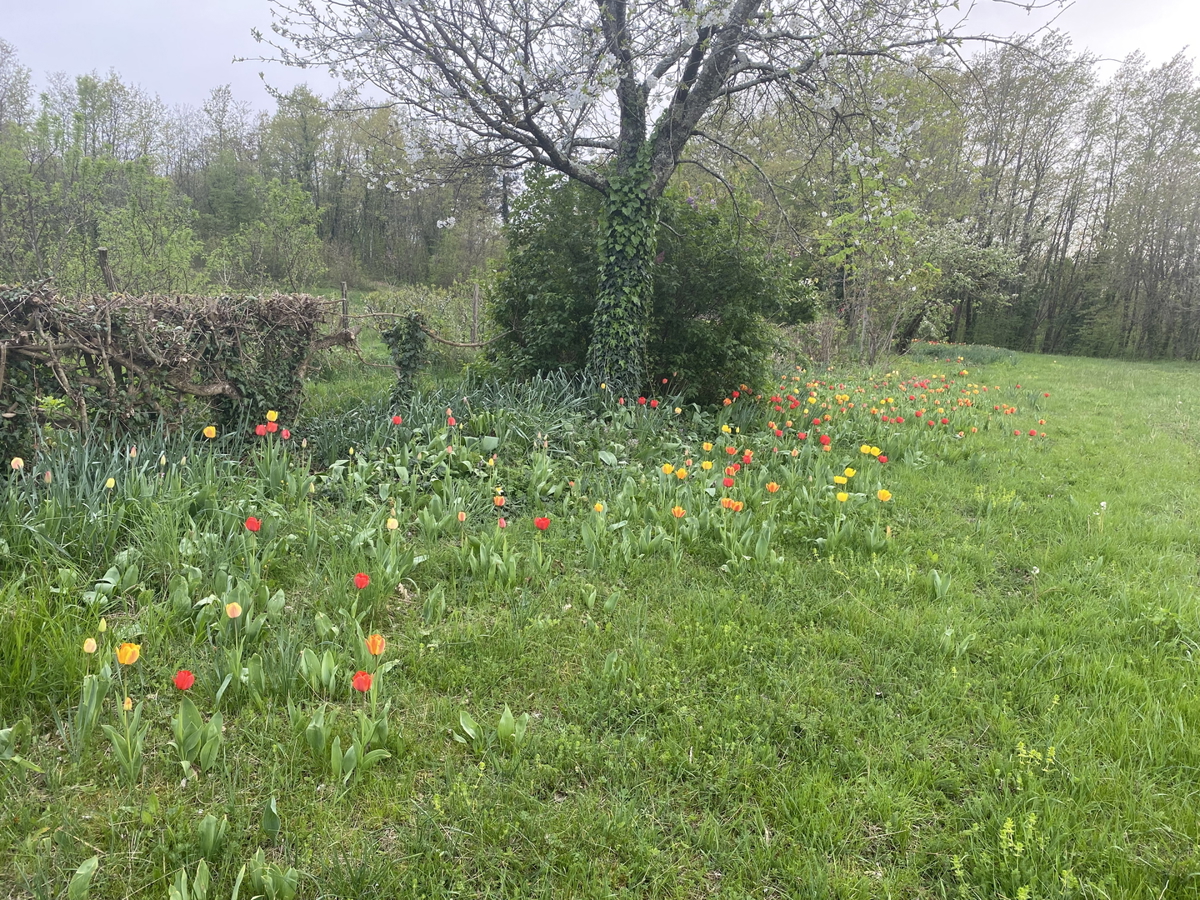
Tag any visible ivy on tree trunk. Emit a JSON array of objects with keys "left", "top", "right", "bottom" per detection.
[{"left": 587, "top": 153, "right": 658, "bottom": 394}]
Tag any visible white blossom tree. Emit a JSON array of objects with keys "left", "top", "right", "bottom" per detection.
[{"left": 262, "top": 0, "right": 1055, "bottom": 389}]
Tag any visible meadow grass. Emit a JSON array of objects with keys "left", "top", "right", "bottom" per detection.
[{"left": 2, "top": 352, "right": 1200, "bottom": 899}]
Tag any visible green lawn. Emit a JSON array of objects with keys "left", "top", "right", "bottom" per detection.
[{"left": 2, "top": 351, "right": 1199, "bottom": 899}]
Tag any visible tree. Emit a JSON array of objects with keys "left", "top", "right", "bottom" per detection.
[{"left": 264, "top": 0, "right": 1041, "bottom": 390}]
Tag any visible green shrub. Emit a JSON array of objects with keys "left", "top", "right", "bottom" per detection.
[{"left": 489, "top": 171, "right": 814, "bottom": 403}]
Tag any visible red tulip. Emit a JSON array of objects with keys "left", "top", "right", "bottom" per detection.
[
  {"left": 352, "top": 670, "right": 373, "bottom": 692},
  {"left": 819, "top": 435, "right": 831, "bottom": 446},
  {"left": 255, "top": 424, "right": 267, "bottom": 436},
  {"left": 391, "top": 415, "right": 403, "bottom": 425},
  {"left": 353, "top": 572, "right": 370, "bottom": 590},
  {"left": 281, "top": 429, "right": 291, "bottom": 440},
  {"left": 266, "top": 421, "right": 279, "bottom": 433},
  {"left": 244, "top": 516, "right": 261, "bottom": 532},
  {"left": 723, "top": 477, "right": 735, "bottom": 488},
  {"left": 174, "top": 670, "right": 195, "bottom": 691},
  {"left": 534, "top": 517, "right": 550, "bottom": 531}
]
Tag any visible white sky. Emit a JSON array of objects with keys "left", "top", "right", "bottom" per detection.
[{"left": 0, "top": 0, "right": 1196, "bottom": 109}]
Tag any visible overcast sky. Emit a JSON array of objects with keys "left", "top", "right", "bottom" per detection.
[{"left": 2, "top": 0, "right": 1197, "bottom": 110}]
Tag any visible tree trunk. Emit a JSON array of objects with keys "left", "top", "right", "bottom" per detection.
[{"left": 587, "top": 156, "right": 657, "bottom": 394}]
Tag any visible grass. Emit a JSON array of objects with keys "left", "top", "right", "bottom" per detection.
[{"left": 2, "top": 352, "right": 1200, "bottom": 899}]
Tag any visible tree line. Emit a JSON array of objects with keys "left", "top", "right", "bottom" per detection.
[{"left": 0, "top": 28, "right": 1198, "bottom": 362}]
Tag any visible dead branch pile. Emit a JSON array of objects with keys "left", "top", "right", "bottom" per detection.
[{"left": 0, "top": 285, "right": 355, "bottom": 444}]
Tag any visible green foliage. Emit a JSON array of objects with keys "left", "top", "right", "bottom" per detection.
[
  {"left": 207, "top": 179, "right": 326, "bottom": 292},
  {"left": 379, "top": 311, "right": 429, "bottom": 404},
  {"left": 491, "top": 171, "right": 811, "bottom": 402}
]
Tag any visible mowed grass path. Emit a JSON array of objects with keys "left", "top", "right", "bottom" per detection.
[{"left": 3, "top": 353, "right": 1200, "bottom": 899}]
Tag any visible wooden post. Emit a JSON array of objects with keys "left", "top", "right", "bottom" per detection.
[
  {"left": 97, "top": 247, "right": 116, "bottom": 292},
  {"left": 341, "top": 281, "right": 349, "bottom": 331},
  {"left": 471, "top": 283, "right": 480, "bottom": 344}
]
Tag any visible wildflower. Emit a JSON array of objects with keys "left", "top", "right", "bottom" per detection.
[
  {"left": 457, "top": 510, "right": 467, "bottom": 523},
  {"left": 352, "top": 670, "right": 373, "bottom": 692},
  {"left": 1029, "top": 429, "right": 1037, "bottom": 436},
  {"left": 721, "top": 497, "right": 733, "bottom": 509},
  {"left": 819, "top": 435, "right": 831, "bottom": 446},
  {"left": 650, "top": 399, "right": 659, "bottom": 409},
  {"left": 675, "top": 468, "right": 687, "bottom": 479},
  {"left": 723, "top": 477, "right": 735, "bottom": 488},
  {"left": 870, "top": 446, "right": 881, "bottom": 457},
  {"left": 494, "top": 495, "right": 506, "bottom": 507},
  {"left": 386, "top": 517, "right": 399, "bottom": 530},
  {"left": 281, "top": 429, "right": 291, "bottom": 440},
  {"left": 702, "top": 442, "right": 713, "bottom": 452},
  {"left": 266, "top": 410, "right": 279, "bottom": 423},
  {"left": 797, "top": 432, "right": 807, "bottom": 440},
  {"left": 105, "top": 477, "right": 115, "bottom": 489},
  {"left": 675, "top": 407, "right": 682, "bottom": 414},
  {"left": 174, "top": 670, "right": 195, "bottom": 690},
  {"left": 255, "top": 424, "right": 268, "bottom": 436},
  {"left": 534, "top": 517, "right": 551, "bottom": 531},
  {"left": 203, "top": 425, "right": 217, "bottom": 439},
  {"left": 836, "top": 492, "right": 849, "bottom": 503},
  {"left": 391, "top": 415, "right": 403, "bottom": 425},
  {"left": 766, "top": 482, "right": 780, "bottom": 493},
  {"left": 726, "top": 446, "right": 737, "bottom": 455},
  {"left": 844, "top": 467, "right": 856, "bottom": 477},
  {"left": 877, "top": 489, "right": 892, "bottom": 502},
  {"left": 731, "top": 500, "right": 745, "bottom": 512},
  {"left": 834, "top": 476, "right": 847, "bottom": 485},
  {"left": 365, "top": 634, "right": 386, "bottom": 656},
  {"left": 637, "top": 397, "right": 647, "bottom": 406},
  {"left": 941, "top": 418, "right": 949, "bottom": 425},
  {"left": 123, "top": 697, "right": 133, "bottom": 711},
  {"left": 447, "top": 416, "right": 457, "bottom": 427},
  {"left": 353, "top": 573, "right": 370, "bottom": 590},
  {"left": 594, "top": 502, "right": 604, "bottom": 513},
  {"left": 662, "top": 463, "right": 675, "bottom": 475},
  {"left": 671, "top": 506, "right": 686, "bottom": 518},
  {"left": 700, "top": 460, "right": 713, "bottom": 470},
  {"left": 266, "top": 421, "right": 279, "bottom": 434},
  {"left": 10, "top": 457, "right": 23, "bottom": 470},
  {"left": 83, "top": 638, "right": 97, "bottom": 654},
  {"left": 225, "top": 602, "right": 242, "bottom": 619},
  {"left": 244, "top": 516, "right": 261, "bottom": 532},
  {"left": 116, "top": 643, "right": 141, "bottom": 665},
  {"left": 497, "top": 517, "right": 507, "bottom": 528},
  {"left": 878, "top": 455, "right": 888, "bottom": 464},
  {"left": 860, "top": 444, "right": 871, "bottom": 455}
]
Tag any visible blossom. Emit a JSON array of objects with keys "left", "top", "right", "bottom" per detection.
[
  {"left": 266, "top": 410, "right": 279, "bottom": 423},
  {"left": 844, "top": 468, "right": 856, "bottom": 478},
  {"left": 386, "top": 517, "right": 399, "bottom": 530},
  {"left": 10, "top": 457, "right": 23, "bottom": 470},
  {"left": 730, "top": 500, "right": 744, "bottom": 512},
  {"left": 594, "top": 502, "right": 605, "bottom": 513},
  {"left": 128, "top": 446, "right": 138, "bottom": 459},
  {"left": 365, "top": 634, "right": 386, "bottom": 656},
  {"left": 494, "top": 495, "right": 506, "bottom": 507},
  {"left": 661, "top": 463, "right": 675, "bottom": 475},
  {"left": 281, "top": 429, "right": 291, "bottom": 440},
  {"left": 834, "top": 476, "right": 847, "bottom": 485},
  {"left": 105, "top": 477, "right": 115, "bottom": 489},
  {"left": 671, "top": 506, "right": 686, "bottom": 518},
  {"left": 723, "top": 477, "right": 735, "bottom": 488},
  {"left": 649, "top": 399, "right": 659, "bottom": 409},
  {"left": 702, "top": 442, "right": 713, "bottom": 452},
  {"left": 391, "top": 414, "right": 403, "bottom": 425},
  {"left": 860, "top": 444, "right": 871, "bottom": 455},
  {"left": 836, "top": 492, "right": 849, "bottom": 503},
  {"left": 675, "top": 467, "right": 687, "bottom": 479},
  {"left": 123, "top": 697, "right": 133, "bottom": 711},
  {"left": 869, "top": 447, "right": 882, "bottom": 457},
  {"left": 203, "top": 425, "right": 217, "bottom": 439},
  {"left": 174, "top": 670, "right": 195, "bottom": 690},
  {"left": 83, "top": 638, "right": 97, "bottom": 654},
  {"left": 700, "top": 460, "right": 713, "bottom": 471},
  {"left": 457, "top": 511, "right": 467, "bottom": 523},
  {"left": 534, "top": 517, "right": 551, "bottom": 531},
  {"left": 497, "top": 517, "right": 507, "bottom": 528},
  {"left": 637, "top": 397, "right": 647, "bottom": 406},
  {"left": 353, "top": 573, "right": 370, "bottom": 590},
  {"left": 819, "top": 435, "right": 831, "bottom": 446},
  {"left": 765, "top": 482, "right": 780, "bottom": 493},
  {"left": 447, "top": 416, "right": 457, "bottom": 427},
  {"left": 266, "top": 421, "right": 279, "bottom": 434},
  {"left": 225, "top": 602, "right": 243, "bottom": 619},
  {"left": 255, "top": 424, "right": 268, "bottom": 436},
  {"left": 116, "top": 642, "right": 141, "bottom": 665},
  {"left": 878, "top": 455, "right": 888, "bottom": 464},
  {"left": 244, "top": 516, "right": 261, "bottom": 532},
  {"left": 352, "top": 670, "right": 373, "bottom": 692},
  {"left": 98, "top": 618, "right": 107, "bottom": 633},
  {"left": 877, "top": 489, "right": 892, "bottom": 502}
]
